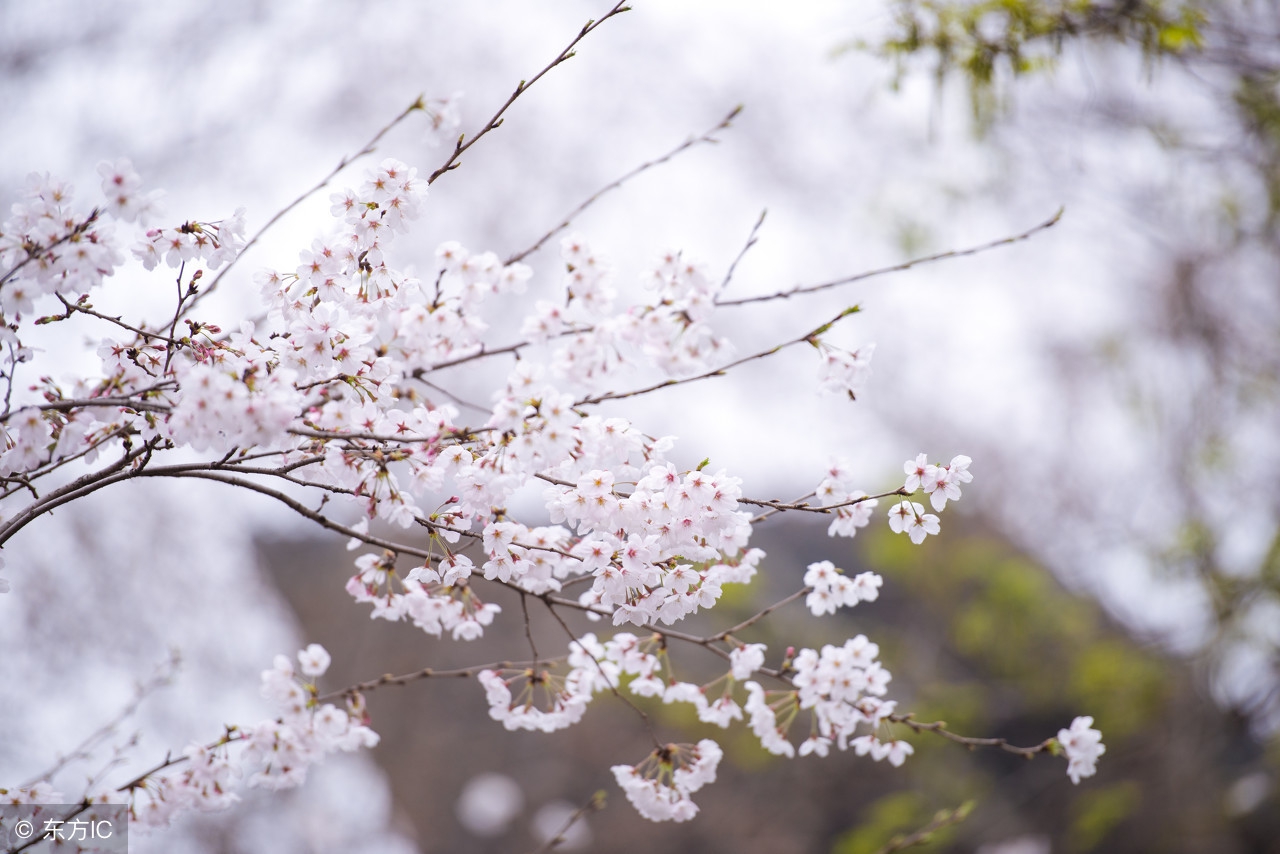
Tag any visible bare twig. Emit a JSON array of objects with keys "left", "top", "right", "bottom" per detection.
[
  {"left": 872, "top": 801, "right": 975, "bottom": 854},
  {"left": 527, "top": 791, "right": 607, "bottom": 854},
  {"left": 6, "top": 395, "right": 172, "bottom": 421},
  {"left": 739, "top": 486, "right": 909, "bottom": 515},
  {"left": 506, "top": 105, "right": 743, "bottom": 264},
  {"left": 888, "top": 714, "right": 1056, "bottom": 758},
  {"left": 318, "top": 659, "right": 529, "bottom": 702},
  {"left": 720, "top": 208, "right": 767, "bottom": 295},
  {"left": 576, "top": 304, "right": 861, "bottom": 405},
  {"left": 137, "top": 469, "right": 435, "bottom": 561},
  {"left": 20, "top": 652, "right": 181, "bottom": 789},
  {"left": 521, "top": 592, "right": 541, "bottom": 666},
  {"left": 53, "top": 293, "right": 183, "bottom": 347},
  {"left": 542, "top": 598, "right": 662, "bottom": 747},
  {"left": 711, "top": 588, "right": 810, "bottom": 641},
  {"left": 428, "top": 2, "right": 633, "bottom": 185},
  {"left": 716, "top": 208, "right": 1063, "bottom": 307}
]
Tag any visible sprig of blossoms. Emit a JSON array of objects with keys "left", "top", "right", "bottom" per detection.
[
  {"left": 0, "top": 170, "right": 128, "bottom": 316},
  {"left": 803, "top": 560, "right": 882, "bottom": 616},
  {"left": 132, "top": 208, "right": 245, "bottom": 271},
  {"left": 885, "top": 453, "right": 974, "bottom": 544},
  {"left": 816, "top": 340, "right": 875, "bottom": 399},
  {"left": 611, "top": 739, "right": 722, "bottom": 822},
  {"left": 126, "top": 644, "right": 377, "bottom": 830}
]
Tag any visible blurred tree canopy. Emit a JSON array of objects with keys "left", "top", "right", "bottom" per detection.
[
  {"left": 862, "top": 0, "right": 1280, "bottom": 741},
  {"left": 865, "top": 1, "right": 1207, "bottom": 120}
]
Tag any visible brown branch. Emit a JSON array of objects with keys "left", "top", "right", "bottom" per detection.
[
  {"left": 542, "top": 597, "right": 662, "bottom": 747},
  {"left": 0, "top": 438, "right": 161, "bottom": 546},
  {"left": 740, "top": 486, "right": 910, "bottom": 515},
  {"left": 720, "top": 208, "right": 767, "bottom": 295},
  {"left": 717, "top": 208, "right": 1063, "bottom": 307},
  {"left": 113, "top": 729, "right": 245, "bottom": 794},
  {"left": 0, "top": 424, "right": 135, "bottom": 499},
  {"left": 872, "top": 801, "right": 975, "bottom": 854},
  {"left": 7, "top": 395, "right": 172, "bottom": 421},
  {"left": 288, "top": 426, "right": 484, "bottom": 444},
  {"left": 888, "top": 713, "right": 1056, "bottom": 758},
  {"left": 506, "top": 105, "right": 742, "bottom": 264},
  {"left": 527, "top": 790, "right": 607, "bottom": 854},
  {"left": 318, "top": 659, "right": 529, "bottom": 702},
  {"left": 136, "top": 468, "right": 435, "bottom": 560},
  {"left": 576, "top": 304, "right": 861, "bottom": 405},
  {"left": 53, "top": 293, "right": 183, "bottom": 347},
  {"left": 427, "top": 2, "right": 633, "bottom": 185}
]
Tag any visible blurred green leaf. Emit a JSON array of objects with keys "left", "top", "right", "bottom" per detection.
[{"left": 1070, "top": 781, "right": 1142, "bottom": 851}]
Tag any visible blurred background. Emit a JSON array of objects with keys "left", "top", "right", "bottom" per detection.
[{"left": 0, "top": 1, "right": 1277, "bottom": 851}]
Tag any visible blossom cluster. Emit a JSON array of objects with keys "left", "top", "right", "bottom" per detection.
[
  {"left": 884, "top": 452, "right": 975, "bottom": 544},
  {"left": 0, "top": 171, "right": 123, "bottom": 319},
  {"left": 0, "top": 130, "right": 1102, "bottom": 833},
  {"left": 126, "top": 644, "right": 376, "bottom": 828},
  {"left": 803, "top": 559, "right": 883, "bottom": 616},
  {"left": 611, "top": 739, "right": 723, "bottom": 822}
]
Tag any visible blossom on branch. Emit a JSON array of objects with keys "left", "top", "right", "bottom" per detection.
[{"left": 1058, "top": 715, "right": 1106, "bottom": 784}]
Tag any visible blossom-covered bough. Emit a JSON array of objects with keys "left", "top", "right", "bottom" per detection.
[{"left": 0, "top": 0, "right": 1101, "bottom": 843}]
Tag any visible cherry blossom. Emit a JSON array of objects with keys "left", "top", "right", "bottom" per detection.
[
  {"left": 1058, "top": 716, "right": 1106, "bottom": 784},
  {"left": 611, "top": 739, "right": 722, "bottom": 822},
  {"left": 804, "top": 561, "right": 883, "bottom": 616},
  {"left": 0, "top": 72, "right": 1098, "bottom": 833},
  {"left": 888, "top": 499, "right": 941, "bottom": 544}
]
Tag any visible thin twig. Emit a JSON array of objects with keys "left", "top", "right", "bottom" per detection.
[
  {"left": 720, "top": 208, "right": 767, "bottom": 295},
  {"left": 872, "top": 801, "right": 975, "bottom": 854},
  {"left": 137, "top": 469, "right": 434, "bottom": 560},
  {"left": 21, "top": 652, "right": 181, "bottom": 788},
  {"left": 318, "top": 660, "right": 528, "bottom": 702},
  {"left": 888, "top": 714, "right": 1056, "bottom": 758},
  {"left": 506, "top": 105, "right": 743, "bottom": 264},
  {"left": 716, "top": 208, "right": 1063, "bottom": 307},
  {"left": 412, "top": 376, "right": 491, "bottom": 414},
  {"left": 53, "top": 293, "right": 183, "bottom": 347},
  {"left": 521, "top": 592, "right": 541, "bottom": 667},
  {"left": 114, "top": 730, "right": 245, "bottom": 794},
  {"left": 527, "top": 791, "right": 607, "bottom": 854},
  {"left": 542, "top": 598, "right": 662, "bottom": 747},
  {"left": 711, "top": 588, "right": 810, "bottom": 641},
  {"left": 427, "top": 2, "right": 633, "bottom": 185},
  {"left": 0, "top": 425, "right": 134, "bottom": 500},
  {"left": 576, "top": 304, "right": 861, "bottom": 405},
  {"left": 739, "top": 486, "right": 910, "bottom": 515}
]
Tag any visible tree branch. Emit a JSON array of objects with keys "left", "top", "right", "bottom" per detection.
[{"left": 716, "top": 208, "right": 1063, "bottom": 307}]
